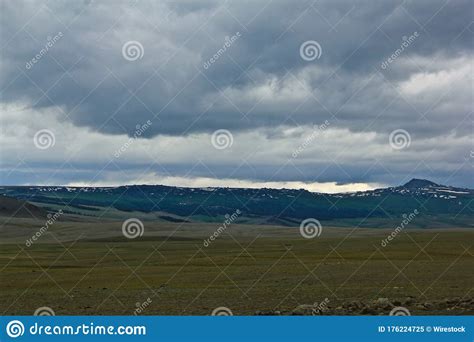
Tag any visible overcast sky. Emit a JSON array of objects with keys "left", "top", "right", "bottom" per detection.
[{"left": 0, "top": 0, "right": 472, "bottom": 192}]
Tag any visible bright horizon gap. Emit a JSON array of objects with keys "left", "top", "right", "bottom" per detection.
[{"left": 49, "top": 176, "right": 388, "bottom": 194}]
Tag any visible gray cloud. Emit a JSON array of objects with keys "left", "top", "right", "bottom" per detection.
[{"left": 0, "top": 0, "right": 472, "bottom": 188}]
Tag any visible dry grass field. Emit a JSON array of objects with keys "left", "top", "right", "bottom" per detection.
[{"left": 1, "top": 217, "right": 472, "bottom": 315}]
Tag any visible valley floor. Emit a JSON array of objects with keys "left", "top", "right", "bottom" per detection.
[{"left": 0, "top": 219, "right": 473, "bottom": 315}]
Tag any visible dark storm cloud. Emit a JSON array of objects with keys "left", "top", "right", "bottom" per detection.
[
  {"left": 1, "top": 0, "right": 472, "bottom": 137},
  {"left": 0, "top": 0, "right": 472, "bottom": 188}
]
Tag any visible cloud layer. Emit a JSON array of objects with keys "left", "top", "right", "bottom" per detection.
[{"left": 1, "top": 0, "right": 473, "bottom": 190}]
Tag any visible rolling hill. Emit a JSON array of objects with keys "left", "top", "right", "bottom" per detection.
[
  {"left": 0, "top": 195, "right": 49, "bottom": 220},
  {"left": 0, "top": 179, "right": 472, "bottom": 228}
]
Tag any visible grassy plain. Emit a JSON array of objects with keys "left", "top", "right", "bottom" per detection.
[{"left": 0, "top": 218, "right": 472, "bottom": 315}]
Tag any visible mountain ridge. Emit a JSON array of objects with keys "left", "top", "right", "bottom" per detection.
[
  {"left": 0, "top": 179, "right": 472, "bottom": 228},
  {"left": 400, "top": 178, "right": 440, "bottom": 189},
  {"left": 1, "top": 178, "right": 471, "bottom": 195}
]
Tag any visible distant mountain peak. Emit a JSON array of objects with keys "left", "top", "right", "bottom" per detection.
[{"left": 402, "top": 178, "right": 439, "bottom": 189}]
